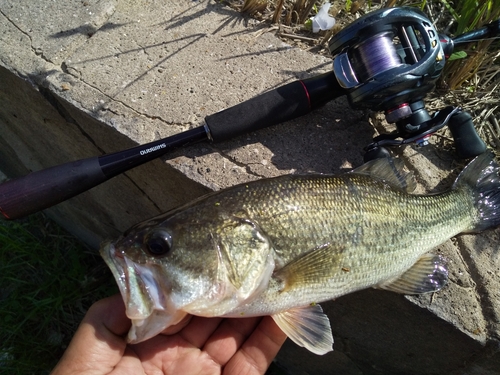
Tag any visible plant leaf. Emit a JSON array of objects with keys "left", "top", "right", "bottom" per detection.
[{"left": 448, "top": 50, "right": 468, "bottom": 61}]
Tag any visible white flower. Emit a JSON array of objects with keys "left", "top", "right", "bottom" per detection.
[{"left": 311, "top": 3, "right": 336, "bottom": 33}]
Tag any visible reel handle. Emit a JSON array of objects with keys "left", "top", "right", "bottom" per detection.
[
  {"left": 205, "top": 71, "right": 343, "bottom": 141},
  {"left": 448, "top": 111, "right": 486, "bottom": 159},
  {"left": 453, "top": 18, "right": 500, "bottom": 45}
]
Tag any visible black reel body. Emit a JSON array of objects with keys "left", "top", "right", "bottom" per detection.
[
  {"left": 328, "top": 7, "right": 486, "bottom": 161},
  {"left": 329, "top": 7, "right": 445, "bottom": 120}
]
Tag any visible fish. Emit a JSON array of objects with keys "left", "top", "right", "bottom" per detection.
[{"left": 100, "top": 151, "right": 500, "bottom": 355}]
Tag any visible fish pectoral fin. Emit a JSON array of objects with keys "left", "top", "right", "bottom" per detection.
[
  {"left": 351, "top": 157, "right": 416, "bottom": 193},
  {"left": 274, "top": 243, "right": 343, "bottom": 291},
  {"left": 272, "top": 304, "right": 333, "bottom": 355},
  {"left": 377, "top": 254, "right": 448, "bottom": 294}
]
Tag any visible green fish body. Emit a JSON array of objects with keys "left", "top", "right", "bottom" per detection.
[{"left": 101, "top": 152, "right": 500, "bottom": 355}]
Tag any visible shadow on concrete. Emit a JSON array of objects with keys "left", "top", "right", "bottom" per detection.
[
  {"left": 67, "top": 32, "right": 206, "bottom": 112},
  {"left": 164, "top": 96, "right": 374, "bottom": 177},
  {"left": 153, "top": 0, "right": 249, "bottom": 35},
  {"left": 49, "top": 22, "right": 127, "bottom": 39},
  {"left": 213, "top": 96, "right": 374, "bottom": 174},
  {"left": 276, "top": 288, "right": 483, "bottom": 375}
]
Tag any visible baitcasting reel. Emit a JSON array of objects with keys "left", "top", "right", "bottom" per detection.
[
  {"left": 328, "top": 7, "right": 489, "bottom": 160},
  {"left": 330, "top": 7, "right": 446, "bottom": 115}
]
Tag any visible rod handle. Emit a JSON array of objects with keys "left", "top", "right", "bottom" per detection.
[
  {"left": 205, "top": 72, "right": 343, "bottom": 142},
  {"left": 0, "top": 157, "right": 105, "bottom": 220},
  {"left": 448, "top": 111, "right": 486, "bottom": 159}
]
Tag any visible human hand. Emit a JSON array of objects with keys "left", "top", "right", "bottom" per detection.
[{"left": 50, "top": 294, "right": 287, "bottom": 375}]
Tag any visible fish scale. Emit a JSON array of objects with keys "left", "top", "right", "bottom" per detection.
[
  {"left": 227, "top": 175, "right": 469, "bottom": 258},
  {"left": 222, "top": 179, "right": 471, "bottom": 315}
]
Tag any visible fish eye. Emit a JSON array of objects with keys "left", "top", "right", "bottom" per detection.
[{"left": 145, "top": 229, "right": 173, "bottom": 256}]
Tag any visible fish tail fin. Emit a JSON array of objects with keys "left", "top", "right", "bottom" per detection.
[{"left": 454, "top": 151, "right": 500, "bottom": 232}]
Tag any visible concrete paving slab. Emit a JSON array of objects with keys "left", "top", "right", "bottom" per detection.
[{"left": 1, "top": 0, "right": 500, "bottom": 373}]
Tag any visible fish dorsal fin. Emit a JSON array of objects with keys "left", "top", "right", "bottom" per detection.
[
  {"left": 351, "top": 157, "right": 416, "bottom": 193},
  {"left": 377, "top": 254, "right": 448, "bottom": 294},
  {"left": 272, "top": 304, "right": 333, "bottom": 355},
  {"left": 274, "top": 243, "right": 343, "bottom": 291}
]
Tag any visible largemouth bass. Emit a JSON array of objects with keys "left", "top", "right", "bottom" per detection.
[{"left": 100, "top": 151, "right": 500, "bottom": 355}]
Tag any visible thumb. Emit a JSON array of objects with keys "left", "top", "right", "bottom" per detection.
[{"left": 51, "top": 294, "right": 131, "bottom": 374}]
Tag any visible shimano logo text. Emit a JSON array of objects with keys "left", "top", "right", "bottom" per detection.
[{"left": 140, "top": 143, "right": 167, "bottom": 155}]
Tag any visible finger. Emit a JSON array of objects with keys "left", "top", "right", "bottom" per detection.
[
  {"left": 129, "top": 315, "right": 222, "bottom": 368},
  {"left": 177, "top": 316, "right": 224, "bottom": 348},
  {"left": 88, "top": 294, "right": 131, "bottom": 337},
  {"left": 160, "top": 314, "right": 193, "bottom": 335},
  {"left": 51, "top": 294, "right": 131, "bottom": 374},
  {"left": 201, "top": 317, "right": 262, "bottom": 366},
  {"left": 223, "top": 316, "right": 287, "bottom": 375},
  {"left": 108, "top": 346, "right": 143, "bottom": 375}
]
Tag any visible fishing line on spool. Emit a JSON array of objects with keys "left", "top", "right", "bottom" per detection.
[
  {"left": 349, "top": 32, "right": 500, "bottom": 84},
  {"left": 350, "top": 32, "right": 404, "bottom": 82}
]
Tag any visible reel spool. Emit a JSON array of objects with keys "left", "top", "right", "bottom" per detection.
[
  {"left": 329, "top": 7, "right": 445, "bottom": 125},
  {"left": 348, "top": 31, "right": 404, "bottom": 83}
]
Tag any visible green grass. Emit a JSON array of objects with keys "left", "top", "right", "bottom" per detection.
[
  {"left": 438, "top": 0, "right": 500, "bottom": 90},
  {"left": 0, "top": 214, "right": 117, "bottom": 374}
]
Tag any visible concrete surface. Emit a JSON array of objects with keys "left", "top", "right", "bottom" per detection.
[{"left": 1, "top": 0, "right": 499, "bottom": 373}]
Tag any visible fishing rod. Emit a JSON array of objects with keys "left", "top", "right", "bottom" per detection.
[
  {"left": 0, "top": 7, "right": 498, "bottom": 220},
  {"left": 0, "top": 72, "right": 340, "bottom": 220}
]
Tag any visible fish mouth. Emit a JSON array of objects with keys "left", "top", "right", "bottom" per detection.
[
  {"left": 99, "top": 241, "right": 186, "bottom": 343},
  {"left": 100, "top": 241, "right": 159, "bottom": 319},
  {"left": 100, "top": 242, "right": 126, "bottom": 296}
]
